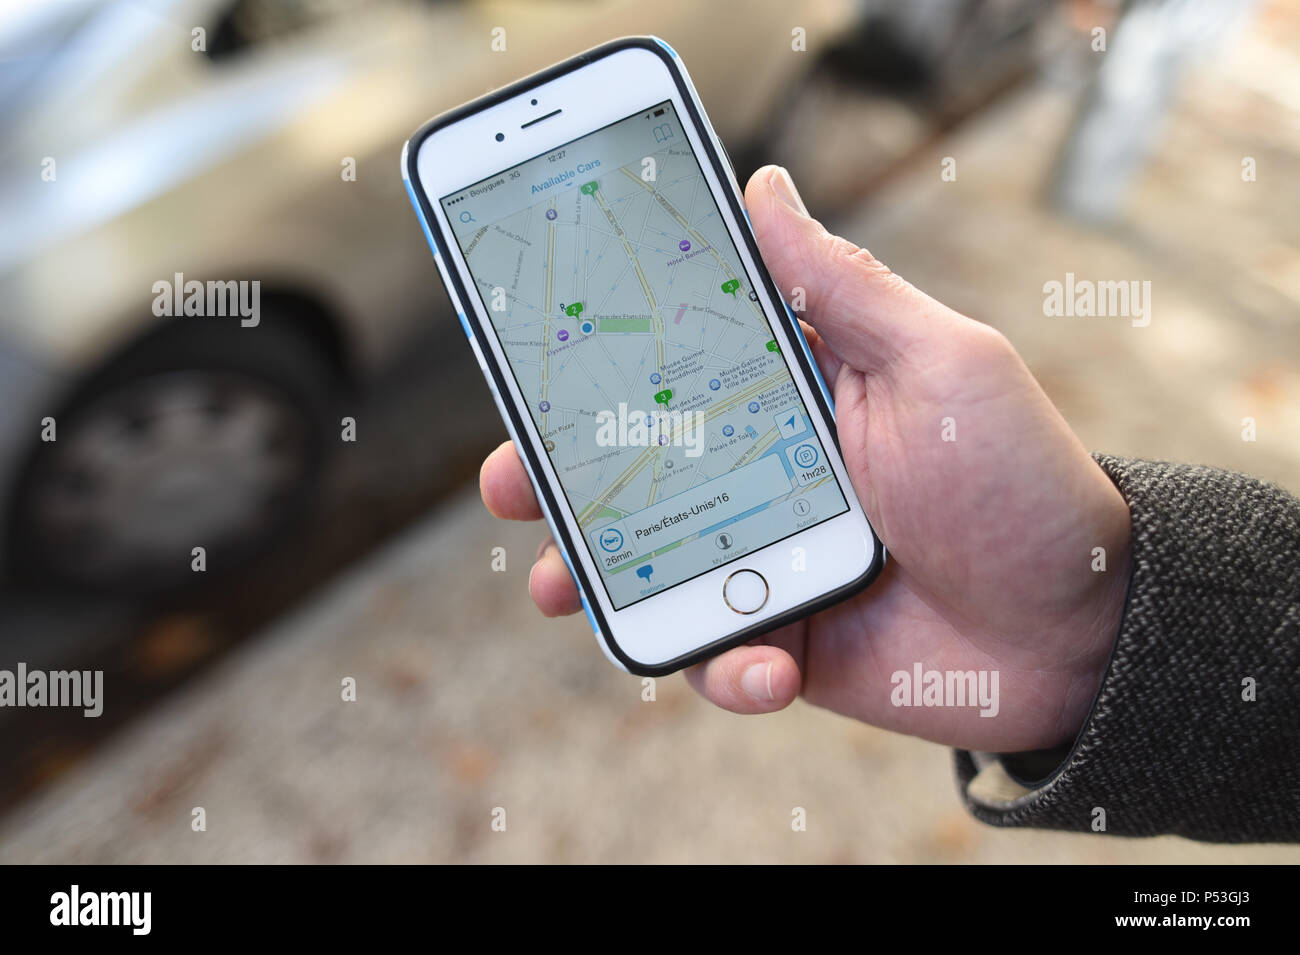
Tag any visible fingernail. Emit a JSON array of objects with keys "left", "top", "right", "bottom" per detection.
[
  {"left": 769, "top": 166, "right": 808, "bottom": 217},
  {"left": 742, "top": 661, "right": 775, "bottom": 702}
]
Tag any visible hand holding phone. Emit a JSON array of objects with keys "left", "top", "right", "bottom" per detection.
[
  {"left": 407, "top": 37, "right": 1130, "bottom": 749},
  {"left": 483, "top": 162, "right": 1134, "bottom": 756}
]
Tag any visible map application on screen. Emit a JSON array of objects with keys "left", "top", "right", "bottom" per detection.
[{"left": 442, "top": 101, "right": 849, "bottom": 610}]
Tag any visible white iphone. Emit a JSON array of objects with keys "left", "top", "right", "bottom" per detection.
[{"left": 403, "top": 36, "right": 884, "bottom": 675}]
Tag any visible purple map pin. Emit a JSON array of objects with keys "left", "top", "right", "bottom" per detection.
[{"left": 679, "top": 239, "right": 691, "bottom": 252}]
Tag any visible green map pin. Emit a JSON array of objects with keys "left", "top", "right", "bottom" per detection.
[
  {"left": 565, "top": 302, "right": 584, "bottom": 318},
  {"left": 580, "top": 181, "right": 599, "bottom": 195},
  {"left": 766, "top": 339, "right": 779, "bottom": 352},
  {"left": 721, "top": 279, "right": 740, "bottom": 296},
  {"left": 653, "top": 389, "right": 672, "bottom": 406}
]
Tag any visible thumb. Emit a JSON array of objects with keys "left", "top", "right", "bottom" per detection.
[{"left": 745, "top": 165, "right": 962, "bottom": 376}]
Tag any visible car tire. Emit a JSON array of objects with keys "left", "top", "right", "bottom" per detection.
[{"left": 7, "top": 318, "right": 338, "bottom": 594}]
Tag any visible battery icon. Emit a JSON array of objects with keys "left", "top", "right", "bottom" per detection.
[{"left": 653, "top": 108, "right": 665, "bottom": 117}]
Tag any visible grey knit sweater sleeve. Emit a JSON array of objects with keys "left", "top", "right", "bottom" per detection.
[{"left": 954, "top": 454, "right": 1300, "bottom": 843}]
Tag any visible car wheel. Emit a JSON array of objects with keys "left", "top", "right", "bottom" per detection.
[{"left": 8, "top": 320, "right": 337, "bottom": 593}]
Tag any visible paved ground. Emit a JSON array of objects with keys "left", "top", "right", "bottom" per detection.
[{"left": 2, "top": 9, "right": 1297, "bottom": 863}]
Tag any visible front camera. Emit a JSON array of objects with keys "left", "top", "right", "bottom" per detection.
[{"left": 495, "top": 132, "right": 505, "bottom": 142}]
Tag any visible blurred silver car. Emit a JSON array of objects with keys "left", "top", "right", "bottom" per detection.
[{"left": 0, "top": 0, "right": 859, "bottom": 591}]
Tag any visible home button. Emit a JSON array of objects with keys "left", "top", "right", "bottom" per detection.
[{"left": 723, "top": 569, "right": 769, "bottom": 615}]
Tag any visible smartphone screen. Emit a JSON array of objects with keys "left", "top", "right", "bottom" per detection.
[{"left": 441, "top": 100, "right": 849, "bottom": 610}]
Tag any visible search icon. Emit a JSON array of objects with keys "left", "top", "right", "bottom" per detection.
[{"left": 459, "top": 211, "right": 476, "bottom": 224}]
